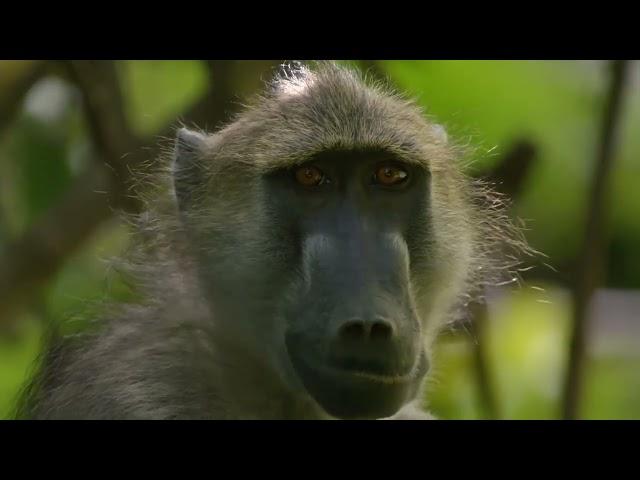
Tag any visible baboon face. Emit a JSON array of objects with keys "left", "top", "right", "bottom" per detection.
[
  {"left": 173, "top": 63, "right": 471, "bottom": 419},
  {"left": 266, "top": 148, "right": 431, "bottom": 419}
]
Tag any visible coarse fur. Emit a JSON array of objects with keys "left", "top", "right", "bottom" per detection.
[{"left": 16, "top": 61, "right": 530, "bottom": 420}]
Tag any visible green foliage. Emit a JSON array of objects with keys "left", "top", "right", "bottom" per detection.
[
  {"left": 1, "top": 80, "right": 86, "bottom": 233},
  {"left": 429, "top": 289, "right": 640, "bottom": 420},
  {"left": 121, "top": 61, "right": 208, "bottom": 136},
  {"left": 0, "top": 320, "right": 42, "bottom": 418}
]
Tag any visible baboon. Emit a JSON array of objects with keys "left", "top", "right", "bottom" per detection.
[{"left": 16, "top": 61, "right": 526, "bottom": 420}]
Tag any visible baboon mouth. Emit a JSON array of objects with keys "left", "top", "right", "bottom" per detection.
[
  {"left": 323, "top": 350, "right": 429, "bottom": 386},
  {"left": 286, "top": 339, "right": 428, "bottom": 419},
  {"left": 333, "top": 367, "right": 417, "bottom": 385}
]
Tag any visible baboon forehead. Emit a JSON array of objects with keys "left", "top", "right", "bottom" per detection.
[
  {"left": 208, "top": 62, "right": 452, "bottom": 174},
  {"left": 269, "top": 61, "right": 373, "bottom": 102}
]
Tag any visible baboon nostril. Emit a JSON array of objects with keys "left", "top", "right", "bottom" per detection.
[
  {"left": 338, "top": 319, "right": 394, "bottom": 341},
  {"left": 338, "top": 321, "right": 367, "bottom": 341},
  {"left": 370, "top": 320, "right": 393, "bottom": 340}
]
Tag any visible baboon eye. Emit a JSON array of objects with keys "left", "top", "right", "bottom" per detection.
[
  {"left": 373, "top": 164, "right": 409, "bottom": 187},
  {"left": 294, "top": 165, "right": 326, "bottom": 187}
]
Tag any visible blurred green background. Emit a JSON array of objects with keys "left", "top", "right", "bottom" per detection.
[{"left": 0, "top": 60, "right": 638, "bottom": 419}]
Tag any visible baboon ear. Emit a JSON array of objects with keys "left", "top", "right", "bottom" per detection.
[{"left": 172, "top": 127, "right": 207, "bottom": 212}]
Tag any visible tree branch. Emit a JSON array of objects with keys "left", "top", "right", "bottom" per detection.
[
  {"left": 561, "top": 60, "right": 630, "bottom": 420},
  {"left": 467, "top": 302, "right": 500, "bottom": 419},
  {"left": 0, "top": 165, "right": 115, "bottom": 319},
  {"left": 0, "top": 60, "right": 281, "bottom": 324},
  {"left": 0, "top": 60, "right": 48, "bottom": 136},
  {"left": 483, "top": 140, "right": 537, "bottom": 198},
  {"left": 64, "top": 60, "right": 145, "bottom": 212}
]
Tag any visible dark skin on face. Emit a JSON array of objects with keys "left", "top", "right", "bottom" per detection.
[{"left": 265, "top": 149, "right": 432, "bottom": 419}]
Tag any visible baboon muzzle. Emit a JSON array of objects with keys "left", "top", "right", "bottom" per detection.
[{"left": 284, "top": 231, "right": 427, "bottom": 419}]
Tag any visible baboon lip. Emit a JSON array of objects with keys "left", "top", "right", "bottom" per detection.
[
  {"left": 327, "top": 351, "right": 428, "bottom": 386},
  {"left": 334, "top": 368, "right": 415, "bottom": 385},
  {"left": 289, "top": 348, "right": 426, "bottom": 388}
]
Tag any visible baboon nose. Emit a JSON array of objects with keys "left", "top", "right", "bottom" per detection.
[
  {"left": 330, "top": 316, "right": 416, "bottom": 377},
  {"left": 337, "top": 318, "right": 395, "bottom": 342}
]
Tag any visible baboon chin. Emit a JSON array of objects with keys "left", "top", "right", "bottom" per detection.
[{"left": 16, "top": 61, "right": 526, "bottom": 420}]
